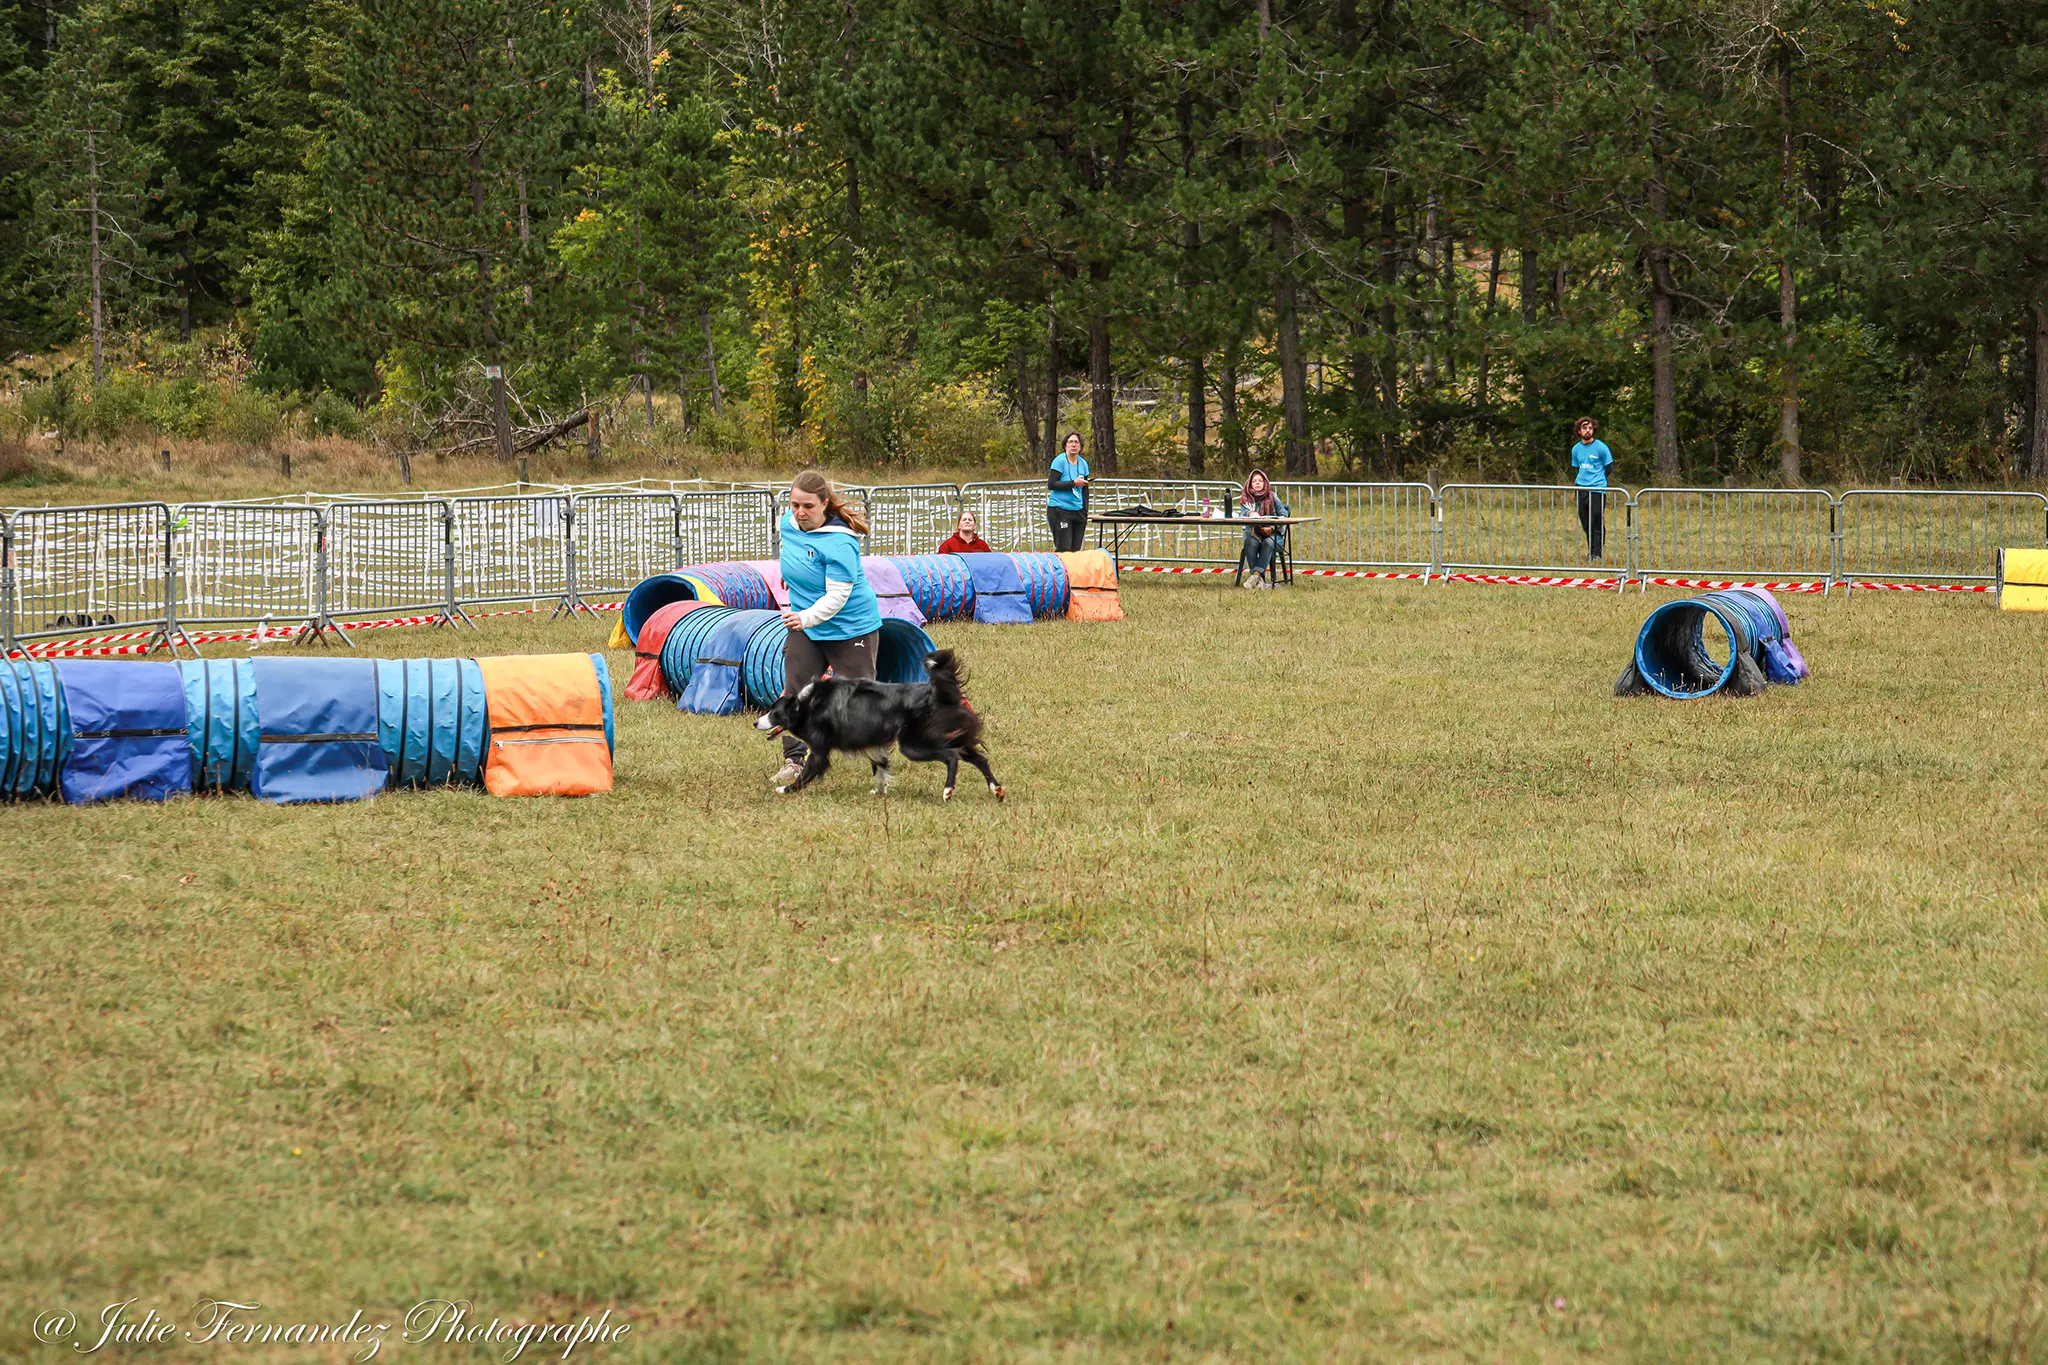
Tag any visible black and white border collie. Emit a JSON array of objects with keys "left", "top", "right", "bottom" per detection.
[{"left": 754, "top": 649, "right": 1004, "bottom": 800}]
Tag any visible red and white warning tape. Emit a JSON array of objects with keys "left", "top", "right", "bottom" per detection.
[
  {"left": 1845, "top": 580, "right": 1993, "bottom": 593},
  {"left": 7, "top": 599, "right": 626, "bottom": 661}
]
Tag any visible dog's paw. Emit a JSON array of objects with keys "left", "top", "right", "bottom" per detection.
[
  {"left": 775, "top": 784, "right": 794, "bottom": 796},
  {"left": 990, "top": 784, "right": 1006, "bottom": 802},
  {"left": 942, "top": 786, "right": 955, "bottom": 801}
]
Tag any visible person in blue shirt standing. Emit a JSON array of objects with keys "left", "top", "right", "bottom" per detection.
[
  {"left": 1569, "top": 417, "right": 1614, "bottom": 561},
  {"left": 773, "top": 470, "right": 884, "bottom": 787},
  {"left": 1047, "top": 431, "right": 1090, "bottom": 551}
]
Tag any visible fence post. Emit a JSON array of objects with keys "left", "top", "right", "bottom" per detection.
[
  {"left": 554, "top": 496, "right": 593, "bottom": 618},
  {"left": 299, "top": 507, "right": 346, "bottom": 647},
  {"left": 438, "top": 499, "right": 476, "bottom": 629},
  {"left": 0, "top": 512, "right": 12, "bottom": 654},
  {"left": 1622, "top": 491, "right": 1637, "bottom": 593},
  {"left": 153, "top": 502, "right": 197, "bottom": 657},
  {"left": 670, "top": 493, "right": 685, "bottom": 570},
  {"left": 1828, "top": 493, "right": 1844, "bottom": 596},
  {"left": 1428, "top": 488, "right": 1444, "bottom": 583}
]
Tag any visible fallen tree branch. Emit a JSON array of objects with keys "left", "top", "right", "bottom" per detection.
[{"left": 427, "top": 408, "right": 591, "bottom": 460}]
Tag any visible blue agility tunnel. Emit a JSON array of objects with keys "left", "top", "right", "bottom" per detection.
[
  {"left": 1011, "top": 552, "right": 1071, "bottom": 618},
  {"left": 679, "top": 609, "right": 784, "bottom": 715},
  {"left": 1, "top": 659, "right": 68, "bottom": 799},
  {"left": 250, "top": 658, "right": 389, "bottom": 804},
  {"left": 657, "top": 604, "right": 738, "bottom": 700},
  {"left": 738, "top": 616, "right": 939, "bottom": 710},
  {"left": 55, "top": 660, "right": 191, "bottom": 803},
  {"left": 621, "top": 572, "right": 725, "bottom": 644},
  {"left": 374, "top": 657, "right": 488, "bottom": 787},
  {"left": 959, "top": 553, "right": 1033, "bottom": 625},
  {"left": 1625, "top": 588, "right": 1810, "bottom": 699},
  {"left": 888, "top": 555, "right": 975, "bottom": 621},
  {"left": 178, "top": 658, "right": 259, "bottom": 792},
  {"left": 679, "top": 562, "right": 776, "bottom": 613}
]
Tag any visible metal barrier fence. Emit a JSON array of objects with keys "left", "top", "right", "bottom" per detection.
[
  {"left": 7, "top": 480, "right": 2047, "bottom": 652},
  {"left": 1437, "top": 484, "right": 1632, "bottom": 585},
  {"left": 176, "top": 503, "right": 325, "bottom": 631},
  {"left": 1836, "top": 490, "right": 2048, "bottom": 589},
  {"left": 1633, "top": 487, "right": 1836, "bottom": 584}
]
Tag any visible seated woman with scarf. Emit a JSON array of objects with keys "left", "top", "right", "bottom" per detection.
[{"left": 1238, "top": 468, "right": 1287, "bottom": 588}]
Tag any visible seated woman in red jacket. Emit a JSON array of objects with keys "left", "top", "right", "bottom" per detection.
[{"left": 938, "top": 510, "right": 993, "bottom": 555}]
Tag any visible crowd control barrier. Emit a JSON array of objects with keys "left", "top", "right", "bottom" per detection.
[{"left": 7, "top": 480, "right": 2043, "bottom": 656}]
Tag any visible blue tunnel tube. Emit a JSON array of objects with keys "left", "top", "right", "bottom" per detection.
[
  {"left": 887, "top": 555, "right": 976, "bottom": 621},
  {"left": 1011, "top": 552, "right": 1071, "bottom": 618},
  {"left": 374, "top": 658, "right": 488, "bottom": 786},
  {"left": 1, "top": 659, "right": 68, "bottom": 798},
  {"left": 179, "top": 658, "right": 259, "bottom": 792},
  {"left": 739, "top": 616, "right": 938, "bottom": 710},
  {"left": 1633, "top": 590, "right": 1793, "bottom": 699},
  {"left": 249, "top": 657, "right": 389, "bottom": 804},
  {"left": 679, "top": 609, "right": 785, "bottom": 715},
  {"left": 621, "top": 572, "right": 722, "bottom": 644},
  {"left": 657, "top": 605, "right": 738, "bottom": 699},
  {"left": 590, "top": 652, "right": 615, "bottom": 753}
]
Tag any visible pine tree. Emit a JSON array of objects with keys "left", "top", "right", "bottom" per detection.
[
  {"left": 28, "top": 0, "right": 161, "bottom": 382},
  {"left": 322, "top": 0, "right": 584, "bottom": 451}
]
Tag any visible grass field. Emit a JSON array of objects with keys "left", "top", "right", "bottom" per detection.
[{"left": 4, "top": 579, "right": 2047, "bottom": 1362}]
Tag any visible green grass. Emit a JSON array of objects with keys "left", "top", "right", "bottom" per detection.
[{"left": 5, "top": 580, "right": 2048, "bottom": 1361}]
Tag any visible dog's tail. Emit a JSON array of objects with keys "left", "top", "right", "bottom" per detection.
[{"left": 924, "top": 649, "right": 967, "bottom": 707}]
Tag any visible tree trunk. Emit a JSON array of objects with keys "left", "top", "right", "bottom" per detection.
[
  {"left": 1187, "top": 353, "right": 1206, "bottom": 475},
  {"left": 1521, "top": 244, "right": 1541, "bottom": 461},
  {"left": 701, "top": 311, "right": 723, "bottom": 415},
  {"left": 1015, "top": 341, "right": 1041, "bottom": 457},
  {"left": 1178, "top": 87, "right": 1205, "bottom": 477},
  {"left": 1273, "top": 214, "right": 1312, "bottom": 475},
  {"left": 86, "top": 129, "right": 104, "bottom": 385},
  {"left": 2029, "top": 302, "right": 2048, "bottom": 481},
  {"left": 1219, "top": 348, "right": 1241, "bottom": 465},
  {"left": 1775, "top": 46, "right": 1800, "bottom": 486},
  {"left": 1378, "top": 199, "right": 1401, "bottom": 474},
  {"left": 1088, "top": 302, "right": 1116, "bottom": 474},
  {"left": 1777, "top": 260, "right": 1800, "bottom": 485},
  {"left": 1043, "top": 306, "right": 1061, "bottom": 461},
  {"left": 1646, "top": 161, "right": 1680, "bottom": 479},
  {"left": 847, "top": 153, "right": 868, "bottom": 398},
  {"left": 1476, "top": 247, "right": 1501, "bottom": 420}
]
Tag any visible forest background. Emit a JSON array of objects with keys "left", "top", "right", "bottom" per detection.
[{"left": 0, "top": 0, "right": 2044, "bottom": 490}]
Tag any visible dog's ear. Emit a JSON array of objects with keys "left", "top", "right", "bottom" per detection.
[{"left": 797, "top": 681, "right": 816, "bottom": 701}]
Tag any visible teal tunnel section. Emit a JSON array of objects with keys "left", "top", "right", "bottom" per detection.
[
  {"left": 738, "top": 617, "right": 938, "bottom": 710},
  {"left": 1, "top": 659, "right": 69, "bottom": 798},
  {"left": 374, "top": 657, "right": 488, "bottom": 787}
]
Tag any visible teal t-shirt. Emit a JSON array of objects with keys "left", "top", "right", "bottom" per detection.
[
  {"left": 1571, "top": 439, "right": 1613, "bottom": 488},
  {"left": 1048, "top": 454, "right": 1090, "bottom": 511},
  {"left": 779, "top": 512, "right": 882, "bottom": 641}
]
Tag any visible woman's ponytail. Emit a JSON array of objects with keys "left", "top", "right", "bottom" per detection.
[{"left": 792, "top": 469, "right": 870, "bottom": 535}]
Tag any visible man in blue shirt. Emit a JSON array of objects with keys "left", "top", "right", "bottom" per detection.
[
  {"left": 1046, "top": 431, "right": 1090, "bottom": 551},
  {"left": 1570, "top": 417, "right": 1613, "bottom": 561}
]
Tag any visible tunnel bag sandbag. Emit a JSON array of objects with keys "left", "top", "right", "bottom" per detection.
[
  {"left": 862, "top": 556, "right": 928, "bottom": 626},
  {"left": 178, "top": 658, "right": 258, "bottom": 792},
  {"left": 1058, "top": 549, "right": 1124, "bottom": 622},
  {"left": 2000, "top": 548, "right": 2048, "bottom": 612},
  {"left": 55, "top": 660, "right": 192, "bottom": 804},
  {"left": 477, "top": 653, "right": 613, "bottom": 797},
  {"left": 250, "top": 658, "right": 389, "bottom": 804},
  {"left": 960, "top": 552, "right": 1033, "bottom": 625},
  {"left": 679, "top": 609, "right": 782, "bottom": 715}
]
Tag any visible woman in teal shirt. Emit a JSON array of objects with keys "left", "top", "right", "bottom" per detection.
[
  {"left": 1046, "top": 431, "right": 1090, "bottom": 551},
  {"left": 773, "top": 470, "right": 883, "bottom": 786},
  {"left": 1570, "top": 417, "right": 1613, "bottom": 561}
]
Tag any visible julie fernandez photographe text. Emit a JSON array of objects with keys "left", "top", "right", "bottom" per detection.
[{"left": 30, "top": 1298, "right": 631, "bottom": 1360}]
